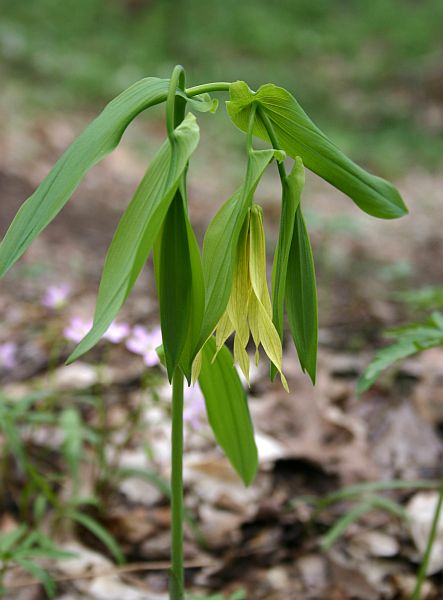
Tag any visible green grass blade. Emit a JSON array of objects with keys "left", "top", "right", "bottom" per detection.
[
  {"left": 198, "top": 337, "right": 258, "bottom": 486},
  {"left": 67, "top": 113, "right": 200, "bottom": 363},
  {"left": 0, "top": 525, "right": 27, "bottom": 556},
  {"left": 68, "top": 510, "right": 124, "bottom": 564},
  {"left": 0, "top": 78, "right": 172, "bottom": 278},
  {"left": 321, "top": 502, "right": 373, "bottom": 551},
  {"left": 15, "top": 558, "right": 56, "bottom": 598},
  {"left": 227, "top": 81, "right": 408, "bottom": 220}
]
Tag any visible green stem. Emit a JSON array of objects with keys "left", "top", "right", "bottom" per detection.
[
  {"left": 257, "top": 105, "right": 287, "bottom": 182},
  {"left": 185, "top": 82, "right": 231, "bottom": 97},
  {"left": 170, "top": 367, "right": 185, "bottom": 599},
  {"left": 411, "top": 479, "right": 443, "bottom": 600}
]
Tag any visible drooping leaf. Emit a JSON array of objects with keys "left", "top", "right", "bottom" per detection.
[
  {"left": 157, "top": 192, "right": 193, "bottom": 380},
  {"left": 357, "top": 311, "right": 443, "bottom": 393},
  {"left": 155, "top": 184, "right": 205, "bottom": 382},
  {"left": 198, "top": 337, "right": 258, "bottom": 486},
  {"left": 68, "top": 113, "right": 199, "bottom": 363},
  {"left": 285, "top": 207, "right": 318, "bottom": 383},
  {"left": 199, "top": 148, "right": 280, "bottom": 347},
  {"left": 227, "top": 81, "right": 407, "bottom": 219},
  {"left": 0, "top": 78, "right": 168, "bottom": 277},
  {"left": 0, "top": 74, "right": 215, "bottom": 278},
  {"left": 271, "top": 157, "right": 305, "bottom": 380}
]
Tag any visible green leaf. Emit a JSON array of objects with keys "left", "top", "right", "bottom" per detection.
[
  {"left": 68, "top": 510, "right": 124, "bottom": 564},
  {"left": 198, "top": 337, "right": 258, "bottom": 486},
  {"left": 0, "top": 525, "right": 27, "bottom": 556},
  {"left": 271, "top": 157, "right": 305, "bottom": 380},
  {"left": 0, "top": 77, "right": 172, "bottom": 278},
  {"left": 60, "top": 408, "right": 84, "bottom": 488},
  {"left": 68, "top": 113, "right": 199, "bottom": 363},
  {"left": 199, "top": 148, "right": 277, "bottom": 347},
  {"left": 157, "top": 192, "right": 193, "bottom": 381},
  {"left": 155, "top": 185, "right": 205, "bottom": 382},
  {"left": 285, "top": 207, "right": 318, "bottom": 383},
  {"left": 357, "top": 313, "right": 443, "bottom": 393},
  {"left": 227, "top": 81, "right": 408, "bottom": 220}
]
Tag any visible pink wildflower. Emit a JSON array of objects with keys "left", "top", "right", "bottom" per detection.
[
  {"left": 63, "top": 317, "right": 93, "bottom": 344},
  {"left": 126, "top": 325, "right": 162, "bottom": 367},
  {"left": 42, "top": 284, "right": 71, "bottom": 309},
  {"left": 103, "top": 321, "right": 130, "bottom": 344},
  {"left": 0, "top": 342, "right": 17, "bottom": 370},
  {"left": 183, "top": 385, "right": 206, "bottom": 429}
]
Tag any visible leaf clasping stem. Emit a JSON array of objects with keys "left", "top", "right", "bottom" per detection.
[
  {"left": 257, "top": 105, "right": 287, "bottom": 182},
  {"left": 166, "top": 65, "right": 186, "bottom": 140}
]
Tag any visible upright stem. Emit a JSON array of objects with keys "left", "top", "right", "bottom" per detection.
[
  {"left": 170, "top": 367, "right": 185, "bottom": 599},
  {"left": 411, "top": 479, "right": 443, "bottom": 600}
]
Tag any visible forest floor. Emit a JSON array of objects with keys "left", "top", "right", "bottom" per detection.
[{"left": 1, "top": 108, "right": 443, "bottom": 600}]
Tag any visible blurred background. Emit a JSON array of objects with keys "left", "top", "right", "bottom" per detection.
[{"left": 1, "top": 2, "right": 443, "bottom": 598}]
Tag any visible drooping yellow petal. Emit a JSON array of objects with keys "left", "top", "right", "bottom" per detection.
[
  {"left": 215, "top": 310, "right": 234, "bottom": 354},
  {"left": 227, "top": 213, "right": 251, "bottom": 347},
  {"left": 191, "top": 349, "right": 203, "bottom": 383},
  {"left": 249, "top": 205, "right": 272, "bottom": 316},
  {"left": 248, "top": 204, "right": 289, "bottom": 392},
  {"left": 234, "top": 333, "right": 250, "bottom": 383}
]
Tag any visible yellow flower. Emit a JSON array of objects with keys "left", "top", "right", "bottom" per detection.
[{"left": 214, "top": 204, "right": 288, "bottom": 391}]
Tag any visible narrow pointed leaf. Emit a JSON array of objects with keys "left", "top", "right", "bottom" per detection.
[
  {"left": 157, "top": 192, "right": 192, "bottom": 380},
  {"left": 68, "top": 113, "right": 199, "bottom": 362},
  {"left": 198, "top": 337, "right": 258, "bottom": 486},
  {"left": 199, "top": 148, "right": 277, "bottom": 347},
  {"left": 0, "top": 78, "right": 174, "bottom": 277},
  {"left": 227, "top": 82, "right": 407, "bottom": 219},
  {"left": 271, "top": 157, "right": 305, "bottom": 380},
  {"left": 156, "top": 185, "right": 205, "bottom": 382},
  {"left": 357, "top": 311, "right": 443, "bottom": 393},
  {"left": 285, "top": 207, "right": 318, "bottom": 383}
]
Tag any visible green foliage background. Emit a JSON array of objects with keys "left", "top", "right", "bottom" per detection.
[{"left": 2, "top": 0, "right": 443, "bottom": 173}]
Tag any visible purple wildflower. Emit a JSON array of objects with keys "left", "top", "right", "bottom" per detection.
[
  {"left": 126, "top": 325, "right": 162, "bottom": 367},
  {"left": 63, "top": 317, "right": 93, "bottom": 344},
  {"left": 183, "top": 384, "right": 206, "bottom": 429},
  {"left": 103, "top": 321, "right": 130, "bottom": 344},
  {"left": 42, "top": 284, "right": 71, "bottom": 309},
  {"left": 0, "top": 342, "right": 17, "bottom": 370}
]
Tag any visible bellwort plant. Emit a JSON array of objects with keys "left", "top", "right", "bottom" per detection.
[{"left": 0, "top": 65, "right": 407, "bottom": 598}]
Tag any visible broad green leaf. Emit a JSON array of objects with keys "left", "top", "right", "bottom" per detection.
[
  {"left": 271, "top": 157, "right": 305, "bottom": 381},
  {"left": 199, "top": 148, "right": 278, "bottom": 347},
  {"left": 179, "top": 196, "right": 206, "bottom": 379},
  {"left": 156, "top": 185, "right": 205, "bottom": 382},
  {"left": 358, "top": 311, "right": 443, "bottom": 393},
  {"left": 157, "top": 192, "right": 193, "bottom": 381},
  {"left": 285, "top": 207, "right": 318, "bottom": 383},
  {"left": 67, "top": 113, "right": 199, "bottom": 363},
  {"left": 227, "top": 81, "right": 408, "bottom": 219},
  {"left": 198, "top": 337, "right": 258, "bottom": 486}
]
